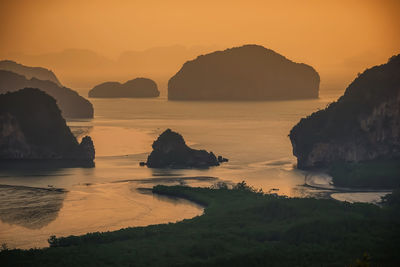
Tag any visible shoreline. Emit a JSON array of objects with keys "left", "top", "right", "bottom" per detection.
[
  {"left": 2, "top": 185, "right": 397, "bottom": 266},
  {"left": 302, "top": 172, "right": 393, "bottom": 203},
  {"left": 0, "top": 183, "right": 67, "bottom": 193}
]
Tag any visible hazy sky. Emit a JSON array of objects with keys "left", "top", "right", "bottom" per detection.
[{"left": 0, "top": 0, "right": 399, "bottom": 89}]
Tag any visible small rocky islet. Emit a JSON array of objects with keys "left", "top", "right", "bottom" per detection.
[
  {"left": 88, "top": 77, "right": 160, "bottom": 98},
  {"left": 141, "top": 129, "right": 228, "bottom": 168}
]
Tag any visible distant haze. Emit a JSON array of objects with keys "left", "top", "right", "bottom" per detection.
[{"left": 1, "top": 0, "right": 399, "bottom": 93}]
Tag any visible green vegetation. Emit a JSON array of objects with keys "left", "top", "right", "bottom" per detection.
[
  {"left": 381, "top": 188, "right": 400, "bottom": 208},
  {"left": 1, "top": 182, "right": 399, "bottom": 266},
  {"left": 329, "top": 159, "right": 400, "bottom": 188}
]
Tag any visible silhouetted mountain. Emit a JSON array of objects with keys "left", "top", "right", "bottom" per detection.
[
  {"left": 0, "top": 60, "right": 62, "bottom": 86},
  {"left": 0, "top": 70, "right": 93, "bottom": 118},
  {"left": 145, "top": 129, "right": 225, "bottom": 168},
  {"left": 88, "top": 78, "right": 160, "bottom": 98},
  {"left": 0, "top": 88, "right": 95, "bottom": 162},
  {"left": 5, "top": 45, "right": 220, "bottom": 89},
  {"left": 8, "top": 49, "right": 111, "bottom": 70},
  {"left": 290, "top": 55, "right": 400, "bottom": 169},
  {"left": 168, "top": 45, "right": 320, "bottom": 100}
]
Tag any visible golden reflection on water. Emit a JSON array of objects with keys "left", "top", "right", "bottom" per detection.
[
  {"left": 0, "top": 182, "right": 203, "bottom": 249},
  {"left": 1, "top": 95, "right": 351, "bottom": 249},
  {"left": 89, "top": 126, "right": 154, "bottom": 157}
]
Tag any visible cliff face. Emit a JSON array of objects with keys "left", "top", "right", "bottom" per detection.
[
  {"left": 168, "top": 45, "right": 319, "bottom": 100},
  {"left": 0, "top": 60, "right": 62, "bottom": 86},
  {"left": 88, "top": 78, "right": 159, "bottom": 98},
  {"left": 0, "top": 88, "right": 95, "bottom": 161},
  {"left": 0, "top": 70, "right": 93, "bottom": 118},
  {"left": 0, "top": 113, "right": 31, "bottom": 158},
  {"left": 146, "top": 129, "right": 222, "bottom": 168},
  {"left": 290, "top": 55, "right": 400, "bottom": 169}
]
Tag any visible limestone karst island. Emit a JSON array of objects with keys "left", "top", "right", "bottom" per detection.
[{"left": 0, "top": 1, "right": 399, "bottom": 266}]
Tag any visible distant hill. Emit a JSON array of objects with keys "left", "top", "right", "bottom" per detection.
[
  {"left": 290, "top": 54, "right": 400, "bottom": 169},
  {"left": 0, "top": 88, "right": 94, "bottom": 161},
  {"left": 88, "top": 78, "right": 160, "bottom": 98},
  {"left": 5, "top": 45, "right": 221, "bottom": 89},
  {"left": 168, "top": 45, "right": 320, "bottom": 100},
  {"left": 0, "top": 60, "right": 62, "bottom": 86},
  {"left": 8, "top": 49, "right": 111, "bottom": 70},
  {"left": 0, "top": 70, "right": 93, "bottom": 118}
]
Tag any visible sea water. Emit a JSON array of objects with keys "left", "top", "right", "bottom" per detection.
[{"left": 0, "top": 90, "right": 388, "bottom": 248}]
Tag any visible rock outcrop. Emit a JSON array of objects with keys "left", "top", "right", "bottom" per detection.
[
  {"left": 0, "top": 88, "right": 95, "bottom": 162},
  {"left": 0, "top": 70, "right": 93, "bottom": 118},
  {"left": 289, "top": 55, "right": 400, "bottom": 169},
  {"left": 145, "top": 129, "right": 226, "bottom": 168},
  {"left": 0, "top": 60, "right": 62, "bottom": 86},
  {"left": 88, "top": 78, "right": 160, "bottom": 98},
  {"left": 168, "top": 45, "right": 319, "bottom": 100}
]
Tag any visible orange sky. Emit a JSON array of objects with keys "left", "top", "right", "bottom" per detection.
[{"left": 0, "top": 0, "right": 399, "bottom": 90}]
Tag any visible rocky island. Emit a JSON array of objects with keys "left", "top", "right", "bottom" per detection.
[
  {"left": 88, "top": 78, "right": 160, "bottom": 98},
  {"left": 143, "top": 129, "right": 227, "bottom": 168},
  {"left": 0, "top": 88, "right": 95, "bottom": 163},
  {"left": 0, "top": 69, "right": 93, "bottom": 118},
  {"left": 168, "top": 44, "right": 320, "bottom": 100},
  {"left": 0, "top": 60, "right": 62, "bottom": 86},
  {"left": 290, "top": 55, "right": 400, "bottom": 187}
]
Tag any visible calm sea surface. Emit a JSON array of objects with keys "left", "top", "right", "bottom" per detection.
[{"left": 0, "top": 90, "right": 389, "bottom": 248}]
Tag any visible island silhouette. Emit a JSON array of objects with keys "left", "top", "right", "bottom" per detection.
[
  {"left": 88, "top": 77, "right": 160, "bottom": 98},
  {"left": 0, "top": 62, "right": 93, "bottom": 118},
  {"left": 168, "top": 45, "right": 320, "bottom": 100},
  {"left": 0, "top": 88, "right": 95, "bottom": 162}
]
